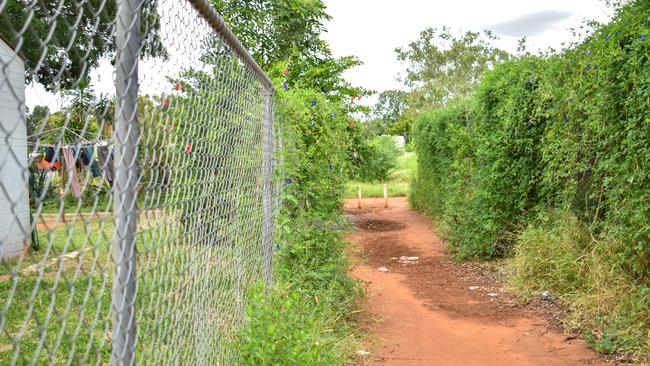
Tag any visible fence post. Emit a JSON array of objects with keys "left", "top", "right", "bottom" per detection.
[
  {"left": 261, "top": 90, "right": 275, "bottom": 287},
  {"left": 383, "top": 183, "right": 388, "bottom": 208},
  {"left": 112, "top": 0, "right": 140, "bottom": 363},
  {"left": 357, "top": 185, "right": 362, "bottom": 209}
]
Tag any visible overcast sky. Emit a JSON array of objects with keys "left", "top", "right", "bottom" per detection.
[
  {"left": 26, "top": 0, "right": 616, "bottom": 112},
  {"left": 321, "top": 0, "right": 615, "bottom": 106}
]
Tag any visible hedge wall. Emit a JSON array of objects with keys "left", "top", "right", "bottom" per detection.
[{"left": 411, "top": 0, "right": 649, "bottom": 276}]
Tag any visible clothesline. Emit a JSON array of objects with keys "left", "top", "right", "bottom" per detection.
[
  {"left": 27, "top": 140, "right": 111, "bottom": 148},
  {"left": 27, "top": 125, "right": 110, "bottom": 147}
]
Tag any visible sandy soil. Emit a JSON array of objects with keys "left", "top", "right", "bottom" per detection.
[{"left": 346, "top": 197, "right": 608, "bottom": 366}]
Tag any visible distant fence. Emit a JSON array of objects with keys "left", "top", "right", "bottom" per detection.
[{"left": 0, "top": 0, "right": 276, "bottom": 364}]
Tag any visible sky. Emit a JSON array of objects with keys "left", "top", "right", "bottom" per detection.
[
  {"left": 321, "top": 0, "right": 616, "bottom": 106},
  {"left": 25, "top": 0, "right": 617, "bottom": 112}
]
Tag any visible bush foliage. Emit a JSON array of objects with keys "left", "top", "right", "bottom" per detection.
[
  {"left": 356, "top": 136, "right": 399, "bottom": 183},
  {"left": 411, "top": 0, "right": 649, "bottom": 355},
  {"left": 412, "top": 0, "right": 649, "bottom": 269},
  {"left": 236, "top": 82, "right": 363, "bottom": 364}
]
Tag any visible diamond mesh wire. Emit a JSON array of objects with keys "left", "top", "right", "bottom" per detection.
[{"left": 0, "top": 0, "right": 276, "bottom": 364}]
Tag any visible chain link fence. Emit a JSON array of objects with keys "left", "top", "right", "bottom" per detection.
[{"left": 0, "top": 0, "right": 276, "bottom": 363}]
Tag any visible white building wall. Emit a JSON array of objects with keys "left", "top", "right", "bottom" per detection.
[{"left": 0, "top": 38, "right": 30, "bottom": 260}]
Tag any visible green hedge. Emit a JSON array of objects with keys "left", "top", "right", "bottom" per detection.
[
  {"left": 411, "top": 0, "right": 649, "bottom": 272},
  {"left": 411, "top": 0, "right": 650, "bottom": 355},
  {"left": 235, "top": 85, "right": 362, "bottom": 364}
]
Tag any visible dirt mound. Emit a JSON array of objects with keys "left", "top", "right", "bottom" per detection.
[{"left": 355, "top": 219, "right": 406, "bottom": 232}]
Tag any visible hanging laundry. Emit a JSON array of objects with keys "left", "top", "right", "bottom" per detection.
[
  {"left": 62, "top": 146, "right": 83, "bottom": 198},
  {"left": 81, "top": 147, "right": 101, "bottom": 177},
  {"left": 45, "top": 147, "right": 54, "bottom": 162},
  {"left": 37, "top": 147, "right": 62, "bottom": 171},
  {"left": 98, "top": 146, "right": 114, "bottom": 186}
]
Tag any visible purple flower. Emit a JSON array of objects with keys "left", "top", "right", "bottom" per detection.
[
  {"left": 331, "top": 113, "right": 337, "bottom": 118},
  {"left": 311, "top": 100, "right": 317, "bottom": 106},
  {"left": 282, "top": 81, "right": 288, "bottom": 90},
  {"left": 586, "top": 65, "right": 592, "bottom": 71},
  {"left": 604, "top": 34, "right": 610, "bottom": 40},
  {"left": 329, "top": 163, "right": 334, "bottom": 171},
  {"left": 285, "top": 178, "right": 292, "bottom": 184},
  {"left": 275, "top": 243, "right": 281, "bottom": 250}
]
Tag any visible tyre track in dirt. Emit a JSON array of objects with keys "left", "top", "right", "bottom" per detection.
[{"left": 346, "top": 197, "right": 608, "bottom": 366}]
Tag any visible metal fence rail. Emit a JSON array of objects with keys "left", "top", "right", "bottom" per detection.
[{"left": 0, "top": 0, "right": 276, "bottom": 364}]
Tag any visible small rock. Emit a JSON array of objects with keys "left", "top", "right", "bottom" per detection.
[
  {"left": 398, "top": 256, "right": 419, "bottom": 263},
  {"left": 378, "top": 267, "right": 389, "bottom": 272},
  {"left": 356, "top": 350, "right": 370, "bottom": 357},
  {"left": 541, "top": 291, "right": 551, "bottom": 301},
  {"left": 469, "top": 286, "right": 480, "bottom": 291},
  {"left": 487, "top": 293, "right": 498, "bottom": 297}
]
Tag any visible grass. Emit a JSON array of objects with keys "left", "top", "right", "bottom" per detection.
[
  {"left": 345, "top": 152, "right": 417, "bottom": 199},
  {"left": 0, "top": 207, "right": 262, "bottom": 364},
  {"left": 0, "top": 218, "right": 114, "bottom": 364},
  {"left": 509, "top": 210, "right": 650, "bottom": 357}
]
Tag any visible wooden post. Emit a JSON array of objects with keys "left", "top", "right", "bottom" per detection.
[
  {"left": 357, "top": 185, "right": 362, "bottom": 209},
  {"left": 383, "top": 183, "right": 388, "bottom": 208}
]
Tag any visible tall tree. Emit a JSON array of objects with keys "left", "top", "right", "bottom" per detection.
[
  {"left": 370, "top": 90, "right": 408, "bottom": 135},
  {"left": 396, "top": 27, "right": 509, "bottom": 109},
  {"left": 209, "top": 0, "right": 365, "bottom": 99},
  {"left": 26, "top": 105, "right": 49, "bottom": 138},
  {"left": 0, "top": 0, "right": 165, "bottom": 90}
]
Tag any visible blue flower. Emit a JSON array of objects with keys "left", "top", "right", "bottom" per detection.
[
  {"left": 311, "top": 100, "right": 317, "bottom": 106},
  {"left": 604, "top": 34, "right": 610, "bottom": 40},
  {"left": 282, "top": 81, "right": 288, "bottom": 90},
  {"left": 641, "top": 34, "right": 646, "bottom": 41},
  {"left": 329, "top": 163, "right": 334, "bottom": 171},
  {"left": 285, "top": 178, "right": 292, "bottom": 184},
  {"left": 331, "top": 113, "right": 337, "bottom": 118},
  {"left": 586, "top": 65, "right": 592, "bottom": 71},
  {"left": 275, "top": 243, "right": 281, "bottom": 250}
]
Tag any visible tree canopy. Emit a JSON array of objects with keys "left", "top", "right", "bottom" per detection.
[
  {"left": 395, "top": 27, "right": 509, "bottom": 110},
  {"left": 209, "top": 0, "right": 366, "bottom": 99},
  {"left": 0, "top": 0, "right": 165, "bottom": 91}
]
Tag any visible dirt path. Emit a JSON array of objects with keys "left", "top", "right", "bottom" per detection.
[{"left": 346, "top": 197, "right": 608, "bottom": 366}]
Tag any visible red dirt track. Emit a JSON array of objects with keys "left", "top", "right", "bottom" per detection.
[{"left": 346, "top": 197, "right": 608, "bottom": 366}]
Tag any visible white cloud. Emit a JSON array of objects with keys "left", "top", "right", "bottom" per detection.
[
  {"left": 321, "top": 0, "right": 615, "bottom": 106},
  {"left": 489, "top": 10, "right": 572, "bottom": 37}
]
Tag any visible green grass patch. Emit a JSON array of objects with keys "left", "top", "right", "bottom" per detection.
[
  {"left": 236, "top": 214, "right": 361, "bottom": 365},
  {"left": 510, "top": 211, "right": 650, "bottom": 356},
  {"left": 345, "top": 152, "right": 416, "bottom": 199}
]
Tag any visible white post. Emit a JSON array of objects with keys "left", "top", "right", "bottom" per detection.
[
  {"left": 357, "top": 185, "right": 362, "bottom": 209},
  {"left": 383, "top": 183, "right": 388, "bottom": 208}
]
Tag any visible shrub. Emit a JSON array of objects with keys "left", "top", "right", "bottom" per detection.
[
  {"left": 411, "top": 0, "right": 650, "bottom": 355},
  {"left": 357, "top": 135, "right": 399, "bottom": 183},
  {"left": 412, "top": 0, "right": 649, "bottom": 266},
  {"left": 235, "top": 86, "right": 361, "bottom": 364}
]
